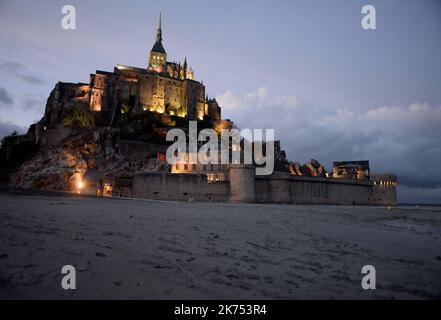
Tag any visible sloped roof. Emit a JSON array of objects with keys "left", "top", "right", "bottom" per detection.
[{"left": 151, "top": 41, "right": 166, "bottom": 54}]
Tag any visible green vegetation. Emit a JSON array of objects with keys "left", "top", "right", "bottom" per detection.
[
  {"left": 120, "top": 104, "right": 131, "bottom": 115},
  {"left": 63, "top": 105, "right": 95, "bottom": 129}
]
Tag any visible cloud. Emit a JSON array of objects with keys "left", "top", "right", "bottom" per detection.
[
  {"left": 217, "top": 87, "right": 441, "bottom": 198},
  {"left": 0, "top": 120, "right": 25, "bottom": 139},
  {"left": 0, "top": 87, "right": 13, "bottom": 106},
  {"left": 21, "top": 94, "right": 45, "bottom": 112},
  {"left": 0, "top": 61, "right": 45, "bottom": 85},
  {"left": 398, "top": 185, "right": 441, "bottom": 204}
]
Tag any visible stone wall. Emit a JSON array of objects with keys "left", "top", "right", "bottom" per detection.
[
  {"left": 256, "top": 174, "right": 374, "bottom": 205},
  {"left": 115, "top": 140, "right": 168, "bottom": 162},
  {"left": 133, "top": 172, "right": 229, "bottom": 202},
  {"left": 39, "top": 125, "right": 74, "bottom": 148},
  {"left": 371, "top": 173, "right": 398, "bottom": 206},
  {"left": 131, "top": 170, "right": 397, "bottom": 206}
]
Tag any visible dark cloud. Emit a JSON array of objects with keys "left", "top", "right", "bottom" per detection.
[
  {"left": 0, "top": 61, "right": 45, "bottom": 85},
  {"left": 18, "top": 74, "right": 46, "bottom": 85},
  {"left": 0, "top": 120, "right": 24, "bottom": 139},
  {"left": 397, "top": 186, "right": 441, "bottom": 204},
  {"left": 218, "top": 88, "right": 441, "bottom": 202},
  {"left": 0, "top": 61, "right": 22, "bottom": 74},
  {"left": 0, "top": 87, "right": 13, "bottom": 106},
  {"left": 22, "top": 96, "right": 45, "bottom": 111}
]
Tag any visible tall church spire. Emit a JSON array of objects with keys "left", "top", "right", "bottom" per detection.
[
  {"left": 150, "top": 10, "right": 166, "bottom": 54},
  {"left": 156, "top": 10, "right": 162, "bottom": 42},
  {"left": 148, "top": 10, "right": 167, "bottom": 71}
]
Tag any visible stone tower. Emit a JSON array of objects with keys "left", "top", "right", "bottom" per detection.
[
  {"left": 148, "top": 11, "right": 167, "bottom": 72},
  {"left": 229, "top": 164, "right": 256, "bottom": 203}
]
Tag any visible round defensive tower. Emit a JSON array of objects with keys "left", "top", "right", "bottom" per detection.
[{"left": 229, "top": 164, "right": 256, "bottom": 203}]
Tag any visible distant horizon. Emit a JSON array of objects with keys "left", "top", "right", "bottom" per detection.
[{"left": 1, "top": 0, "right": 440, "bottom": 203}]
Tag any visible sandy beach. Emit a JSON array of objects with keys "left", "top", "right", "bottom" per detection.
[{"left": 0, "top": 191, "right": 440, "bottom": 299}]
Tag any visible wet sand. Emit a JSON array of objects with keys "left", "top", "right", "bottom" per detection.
[{"left": 0, "top": 192, "right": 440, "bottom": 299}]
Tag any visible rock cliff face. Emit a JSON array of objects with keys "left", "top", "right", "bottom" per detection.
[
  {"left": 7, "top": 127, "right": 170, "bottom": 192},
  {"left": 9, "top": 130, "right": 105, "bottom": 190}
]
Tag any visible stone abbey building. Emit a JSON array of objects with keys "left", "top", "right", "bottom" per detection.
[{"left": 43, "top": 12, "right": 222, "bottom": 130}]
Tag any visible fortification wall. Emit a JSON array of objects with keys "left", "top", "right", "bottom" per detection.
[
  {"left": 372, "top": 184, "right": 397, "bottom": 206},
  {"left": 131, "top": 170, "right": 396, "bottom": 206},
  {"left": 289, "top": 176, "right": 373, "bottom": 205},
  {"left": 133, "top": 172, "right": 229, "bottom": 202},
  {"left": 371, "top": 174, "right": 398, "bottom": 206},
  {"left": 255, "top": 172, "right": 291, "bottom": 203},
  {"left": 255, "top": 174, "right": 374, "bottom": 205},
  {"left": 115, "top": 140, "right": 168, "bottom": 162},
  {"left": 39, "top": 125, "right": 74, "bottom": 147}
]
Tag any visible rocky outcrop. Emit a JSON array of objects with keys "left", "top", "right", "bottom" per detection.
[{"left": 8, "top": 128, "right": 170, "bottom": 192}]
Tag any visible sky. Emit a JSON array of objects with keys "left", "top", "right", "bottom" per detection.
[{"left": 0, "top": 0, "right": 440, "bottom": 203}]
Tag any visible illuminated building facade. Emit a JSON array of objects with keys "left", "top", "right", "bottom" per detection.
[
  {"left": 86, "top": 12, "right": 221, "bottom": 123},
  {"left": 171, "top": 152, "right": 229, "bottom": 182}
]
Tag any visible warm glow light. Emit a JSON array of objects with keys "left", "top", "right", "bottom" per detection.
[
  {"left": 103, "top": 183, "right": 113, "bottom": 197},
  {"left": 77, "top": 181, "right": 84, "bottom": 190}
]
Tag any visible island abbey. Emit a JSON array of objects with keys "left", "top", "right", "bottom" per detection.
[
  {"left": 6, "top": 12, "right": 397, "bottom": 206},
  {"left": 43, "top": 12, "right": 222, "bottom": 130}
]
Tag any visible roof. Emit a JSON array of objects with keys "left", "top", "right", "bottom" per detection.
[{"left": 151, "top": 41, "right": 166, "bottom": 54}]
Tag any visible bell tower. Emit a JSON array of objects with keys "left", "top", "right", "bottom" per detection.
[{"left": 148, "top": 11, "right": 167, "bottom": 72}]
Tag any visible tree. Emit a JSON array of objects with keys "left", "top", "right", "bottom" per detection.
[{"left": 63, "top": 106, "right": 95, "bottom": 129}]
